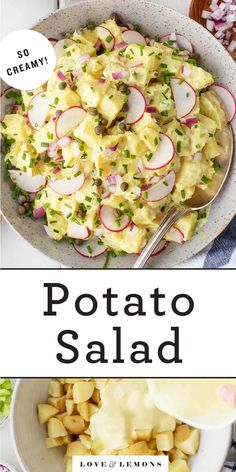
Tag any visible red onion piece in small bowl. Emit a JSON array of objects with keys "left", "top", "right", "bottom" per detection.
[{"left": 33, "top": 207, "right": 45, "bottom": 219}]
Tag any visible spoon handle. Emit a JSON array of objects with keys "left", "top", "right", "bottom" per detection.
[{"left": 133, "top": 206, "right": 190, "bottom": 269}]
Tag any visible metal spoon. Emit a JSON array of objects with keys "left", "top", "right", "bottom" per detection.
[{"left": 133, "top": 126, "right": 234, "bottom": 269}]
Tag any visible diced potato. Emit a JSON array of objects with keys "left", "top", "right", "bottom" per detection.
[
  {"left": 169, "top": 459, "right": 190, "bottom": 472},
  {"left": 48, "top": 380, "right": 64, "bottom": 398},
  {"left": 156, "top": 451, "right": 165, "bottom": 456},
  {"left": 88, "top": 402, "right": 99, "bottom": 417},
  {"left": 66, "top": 400, "right": 75, "bottom": 416},
  {"left": 56, "top": 412, "right": 67, "bottom": 422},
  {"left": 174, "top": 425, "right": 190, "bottom": 443},
  {"left": 48, "top": 418, "right": 68, "bottom": 438},
  {"left": 37, "top": 403, "right": 59, "bottom": 424},
  {"left": 73, "top": 380, "right": 95, "bottom": 403},
  {"left": 63, "top": 415, "right": 85, "bottom": 435},
  {"left": 63, "top": 434, "right": 72, "bottom": 445},
  {"left": 45, "top": 436, "right": 65, "bottom": 448},
  {"left": 147, "top": 439, "right": 157, "bottom": 450},
  {"left": 79, "top": 434, "right": 92, "bottom": 449},
  {"left": 94, "top": 379, "right": 108, "bottom": 390},
  {"left": 57, "top": 378, "right": 66, "bottom": 384},
  {"left": 169, "top": 448, "right": 188, "bottom": 461},
  {"left": 153, "top": 415, "right": 176, "bottom": 435},
  {"left": 65, "top": 379, "right": 81, "bottom": 384},
  {"left": 66, "top": 441, "right": 91, "bottom": 457},
  {"left": 66, "top": 384, "right": 73, "bottom": 400},
  {"left": 156, "top": 431, "right": 174, "bottom": 452},
  {"left": 174, "top": 427, "right": 200, "bottom": 455},
  {"left": 91, "top": 388, "right": 100, "bottom": 404},
  {"left": 135, "top": 428, "right": 152, "bottom": 442},
  {"left": 118, "top": 441, "right": 154, "bottom": 455},
  {"left": 77, "top": 402, "right": 90, "bottom": 421},
  {"left": 48, "top": 396, "right": 66, "bottom": 412}
]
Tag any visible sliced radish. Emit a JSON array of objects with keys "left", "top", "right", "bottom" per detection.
[
  {"left": 171, "top": 78, "right": 196, "bottom": 119},
  {"left": 48, "top": 37, "right": 58, "bottom": 46},
  {"left": 145, "top": 133, "right": 175, "bottom": 170},
  {"left": 142, "top": 170, "right": 175, "bottom": 202},
  {"left": 54, "top": 39, "right": 74, "bottom": 62},
  {"left": 99, "top": 205, "right": 131, "bottom": 232},
  {"left": 67, "top": 222, "right": 90, "bottom": 239},
  {"left": 28, "top": 92, "right": 49, "bottom": 130},
  {"left": 122, "top": 29, "right": 146, "bottom": 45},
  {"left": 167, "top": 226, "right": 184, "bottom": 243},
  {"left": 9, "top": 170, "right": 46, "bottom": 193},
  {"left": 96, "top": 26, "right": 115, "bottom": 51},
  {"left": 210, "top": 84, "right": 236, "bottom": 122},
  {"left": 160, "top": 33, "right": 194, "bottom": 53},
  {"left": 151, "top": 240, "right": 168, "bottom": 256},
  {"left": 55, "top": 106, "right": 86, "bottom": 138},
  {"left": 126, "top": 86, "right": 146, "bottom": 125},
  {"left": 48, "top": 173, "right": 85, "bottom": 195},
  {"left": 74, "top": 238, "right": 107, "bottom": 258}
]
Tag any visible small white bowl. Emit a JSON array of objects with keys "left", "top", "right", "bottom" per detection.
[
  {"left": 0, "top": 460, "right": 19, "bottom": 472},
  {"left": 10, "top": 379, "right": 232, "bottom": 472}
]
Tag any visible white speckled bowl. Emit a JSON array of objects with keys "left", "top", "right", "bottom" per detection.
[
  {"left": 1, "top": 0, "right": 236, "bottom": 268},
  {"left": 11, "top": 379, "right": 232, "bottom": 472}
]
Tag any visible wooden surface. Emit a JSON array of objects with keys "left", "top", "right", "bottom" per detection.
[{"left": 189, "top": 0, "right": 236, "bottom": 59}]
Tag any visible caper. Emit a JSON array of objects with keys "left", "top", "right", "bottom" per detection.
[
  {"left": 5, "top": 104, "right": 14, "bottom": 114},
  {"left": 191, "top": 52, "right": 200, "bottom": 60},
  {"left": 18, "top": 205, "right": 26, "bottom": 215},
  {"left": 58, "top": 81, "right": 67, "bottom": 90},
  {"left": 122, "top": 102, "right": 129, "bottom": 112},
  {"left": 119, "top": 121, "right": 126, "bottom": 131},
  {"left": 118, "top": 82, "right": 128, "bottom": 93},
  {"left": 70, "top": 83, "right": 77, "bottom": 91},
  {"left": 120, "top": 182, "right": 129, "bottom": 191},
  {"left": 95, "top": 125, "right": 106, "bottom": 135},
  {"left": 1, "top": 142, "right": 7, "bottom": 155},
  {"left": 88, "top": 107, "right": 98, "bottom": 116},
  {"left": 110, "top": 12, "right": 119, "bottom": 21},
  {"left": 55, "top": 109, "right": 62, "bottom": 117},
  {"left": 77, "top": 209, "right": 86, "bottom": 219},
  {"left": 18, "top": 195, "right": 26, "bottom": 205},
  {"left": 113, "top": 208, "right": 122, "bottom": 218},
  {"left": 100, "top": 117, "right": 108, "bottom": 126},
  {"left": 23, "top": 202, "right": 30, "bottom": 211},
  {"left": 95, "top": 178, "right": 103, "bottom": 187}
]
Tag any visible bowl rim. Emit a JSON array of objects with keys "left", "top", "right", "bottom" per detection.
[
  {"left": 0, "top": 460, "right": 19, "bottom": 472},
  {"left": 10, "top": 379, "right": 233, "bottom": 472},
  {"left": 1, "top": 0, "right": 236, "bottom": 268}
]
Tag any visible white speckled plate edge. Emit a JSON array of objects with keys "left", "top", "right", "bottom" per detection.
[{"left": 1, "top": 0, "right": 236, "bottom": 268}]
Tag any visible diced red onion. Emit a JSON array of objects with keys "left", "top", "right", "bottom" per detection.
[
  {"left": 228, "top": 39, "right": 236, "bottom": 52},
  {"left": 48, "top": 150, "right": 58, "bottom": 158},
  {"left": 53, "top": 166, "right": 61, "bottom": 174},
  {"left": 170, "top": 32, "right": 177, "bottom": 42},
  {"left": 57, "top": 70, "right": 66, "bottom": 81},
  {"left": 149, "top": 175, "right": 160, "bottom": 184},
  {"left": 133, "top": 186, "right": 141, "bottom": 196},
  {"left": 211, "top": 8, "right": 225, "bottom": 20},
  {"left": 202, "top": 10, "right": 213, "bottom": 19},
  {"left": 29, "top": 192, "right": 36, "bottom": 201},
  {"left": 185, "top": 116, "right": 198, "bottom": 126},
  {"left": 226, "top": 12, "right": 236, "bottom": 21},
  {"left": 141, "top": 183, "right": 150, "bottom": 191},
  {"left": 128, "top": 62, "right": 144, "bottom": 68},
  {"left": 95, "top": 39, "right": 102, "bottom": 49},
  {"left": 206, "top": 19, "right": 215, "bottom": 31},
  {"left": 33, "top": 207, "right": 45, "bottom": 219},
  {"left": 56, "top": 155, "right": 64, "bottom": 162},
  {"left": 72, "top": 69, "right": 81, "bottom": 78},
  {"left": 108, "top": 184, "right": 116, "bottom": 193},
  {"left": 127, "top": 21, "right": 134, "bottom": 30},
  {"left": 115, "top": 41, "right": 127, "bottom": 50},
  {"left": 146, "top": 106, "right": 157, "bottom": 113},
  {"left": 215, "top": 30, "right": 225, "bottom": 38},
  {"left": 49, "top": 141, "right": 58, "bottom": 152},
  {"left": 78, "top": 53, "right": 90, "bottom": 64},
  {"left": 182, "top": 65, "right": 191, "bottom": 77},
  {"left": 99, "top": 76, "right": 106, "bottom": 83},
  {"left": 57, "top": 137, "right": 71, "bottom": 148},
  {"left": 106, "top": 174, "right": 118, "bottom": 185},
  {"left": 13, "top": 104, "right": 19, "bottom": 112},
  {"left": 226, "top": 30, "right": 232, "bottom": 39},
  {"left": 109, "top": 144, "right": 118, "bottom": 152},
  {"left": 149, "top": 39, "right": 155, "bottom": 46},
  {"left": 230, "top": 5, "right": 236, "bottom": 10},
  {"left": 192, "top": 151, "right": 202, "bottom": 162},
  {"left": 112, "top": 70, "right": 128, "bottom": 80},
  {"left": 130, "top": 224, "right": 138, "bottom": 233},
  {"left": 44, "top": 225, "right": 52, "bottom": 238},
  {"left": 102, "top": 190, "right": 111, "bottom": 199},
  {"left": 137, "top": 159, "right": 144, "bottom": 174}
]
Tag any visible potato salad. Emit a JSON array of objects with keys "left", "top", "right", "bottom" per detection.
[
  {"left": 1, "top": 15, "right": 232, "bottom": 261},
  {"left": 38, "top": 378, "right": 200, "bottom": 472}
]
